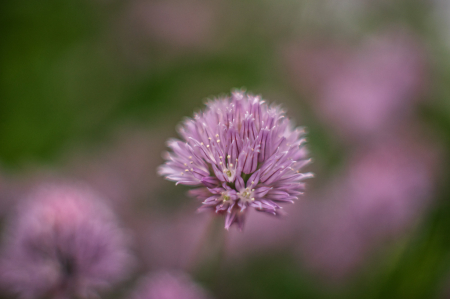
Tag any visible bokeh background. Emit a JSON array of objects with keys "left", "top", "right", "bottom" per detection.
[{"left": 1, "top": 0, "right": 450, "bottom": 298}]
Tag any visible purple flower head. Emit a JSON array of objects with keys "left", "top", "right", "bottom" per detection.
[
  {"left": 158, "top": 91, "right": 313, "bottom": 230},
  {"left": 0, "top": 183, "right": 132, "bottom": 299},
  {"left": 130, "top": 271, "right": 211, "bottom": 299}
]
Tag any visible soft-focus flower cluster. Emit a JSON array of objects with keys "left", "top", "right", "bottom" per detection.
[
  {"left": 280, "top": 28, "right": 442, "bottom": 282},
  {"left": 298, "top": 131, "right": 440, "bottom": 281},
  {"left": 159, "top": 91, "right": 312, "bottom": 230},
  {"left": 130, "top": 271, "right": 211, "bottom": 299},
  {"left": 284, "top": 30, "right": 427, "bottom": 141},
  {"left": 0, "top": 183, "right": 132, "bottom": 299}
]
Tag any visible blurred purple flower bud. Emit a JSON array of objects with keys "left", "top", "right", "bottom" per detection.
[
  {"left": 0, "top": 183, "right": 132, "bottom": 299},
  {"left": 158, "top": 91, "right": 313, "bottom": 230},
  {"left": 130, "top": 271, "right": 211, "bottom": 299}
]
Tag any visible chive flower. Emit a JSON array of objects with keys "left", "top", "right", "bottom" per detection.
[{"left": 158, "top": 91, "right": 312, "bottom": 230}]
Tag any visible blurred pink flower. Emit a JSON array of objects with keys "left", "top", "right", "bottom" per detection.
[
  {"left": 0, "top": 169, "right": 68, "bottom": 217},
  {"left": 0, "top": 183, "right": 132, "bottom": 299},
  {"left": 130, "top": 271, "right": 211, "bottom": 299},
  {"left": 284, "top": 30, "right": 428, "bottom": 141},
  {"left": 298, "top": 129, "right": 440, "bottom": 281}
]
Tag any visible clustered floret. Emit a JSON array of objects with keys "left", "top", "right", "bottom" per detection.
[
  {"left": 0, "top": 183, "right": 131, "bottom": 298},
  {"left": 159, "top": 91, "right": 313, "bottom": 230}
]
